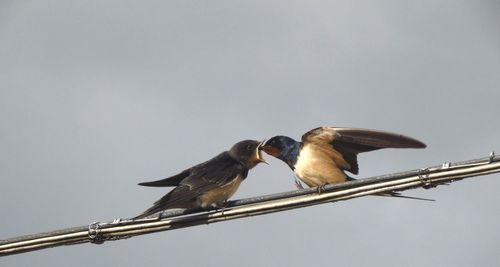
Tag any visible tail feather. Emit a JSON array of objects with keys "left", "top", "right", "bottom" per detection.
[
  {"left": 346, "top": 176, "right": 434, "bottom": 201},
  {"left": 133, "top": 205, "right": 163, "bottom": 220},
  {"left": 377, "top": 191, "right": 434, "bottom": 201},
  {"left": 133, "top": 190, "right": 176, "bottom": 220}
]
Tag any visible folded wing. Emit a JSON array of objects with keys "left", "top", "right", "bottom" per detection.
[
  {"left": 138, "top": 170, "right": 190, "bottom": 187},
  {"left": 134, "top": 153, "right": 247, "bottom": 219}
]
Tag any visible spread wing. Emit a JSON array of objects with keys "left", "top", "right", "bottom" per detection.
[
  {"left": 302, "top": 127, "right": 426, "bottom": 174},
  {"left": 135, "top": 152, "right": 248, "bottom": 219}
]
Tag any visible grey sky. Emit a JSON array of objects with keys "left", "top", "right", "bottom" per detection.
[{"left": 1, "top": 1, "right": 499, "bottom": 266}]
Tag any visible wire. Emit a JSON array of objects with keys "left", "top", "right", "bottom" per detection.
[{"left": 1, "top": 153, "right": 498, "bottom": 257}]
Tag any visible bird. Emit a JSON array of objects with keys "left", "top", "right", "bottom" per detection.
[
  {"left": 261, "top": 126, "right": 427, "bottom": 193},
  {"left": 134, "top": 139, "right": 267, "bottom": 219}
]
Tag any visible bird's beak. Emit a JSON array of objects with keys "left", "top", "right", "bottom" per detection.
[
  {"left": 259, "top": 141, "right": 281, "bottom": 157},
  {"left": 257, "top": 139, "right": 269, "bottom": 165}
]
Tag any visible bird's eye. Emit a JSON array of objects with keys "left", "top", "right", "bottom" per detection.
[{"left": 246, "top": 144, "right": 253, "bottom": 150}]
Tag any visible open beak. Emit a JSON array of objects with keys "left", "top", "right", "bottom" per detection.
[{"left": 256, "top": 139, "right": 269, "bottom": 165}]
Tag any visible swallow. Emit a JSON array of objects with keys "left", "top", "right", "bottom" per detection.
[
  {"left": 261, "top": 127, "right": 427, "bottom": 193},
  {"left": 133, "top": 140, "right": 266, "bottom": 219}
]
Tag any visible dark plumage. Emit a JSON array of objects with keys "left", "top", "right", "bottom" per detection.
[{"left": 134, "top": 140, "right": 266, "bottom": 219}]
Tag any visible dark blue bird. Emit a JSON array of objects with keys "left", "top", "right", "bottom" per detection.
[{"left": 261, "top": 127, "right": 427, "bottom": 189}]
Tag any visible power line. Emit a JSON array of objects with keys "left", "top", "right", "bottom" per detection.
[{"left": 1, "top": 153, "right": 498, "bottom": 257}]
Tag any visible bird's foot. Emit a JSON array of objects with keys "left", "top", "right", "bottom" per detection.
[{"left": 317, "top": 184, "right": 327, "bottom": 194}]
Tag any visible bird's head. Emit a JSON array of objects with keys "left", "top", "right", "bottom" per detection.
[
  {"left": 229, "top": 140, "right": 268, "bottom": 169},
  {"left": 260, "top": 136, "right": 298, "bottom": 160}
]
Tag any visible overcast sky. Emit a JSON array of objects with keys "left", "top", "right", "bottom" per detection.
[{"left": 1, "top": 1, "right": 500, "bottom": 266}]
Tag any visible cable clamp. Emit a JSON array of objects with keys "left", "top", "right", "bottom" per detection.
[
  {"left": 418, "top": 168, "right": 435, "bottom": 189},
  {"left": 441, "top": 162, "right": 451, "bottom": 169},
  {"left": 88, "top": 222, "right": 104, "bottom": 244}
]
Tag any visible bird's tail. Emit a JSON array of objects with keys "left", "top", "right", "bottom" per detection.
[
  {"left": 132, "top": 207, "right": 161, "bottom": 220},
  {"left": 346, "top": 176, "right": 434, "bottom": 201},
  {"left": 132, "top": 191, "right": 176, "bottom": 220},
  {"left": 377, "top": 191, "right": 434, "bottom": 201}
]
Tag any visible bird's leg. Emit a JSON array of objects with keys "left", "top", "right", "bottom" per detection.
[{"left": 215, "top": 200, "right": 229, "bottom": 215}]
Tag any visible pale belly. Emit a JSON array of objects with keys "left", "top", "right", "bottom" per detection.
[
  {"left": 293, "top": 144, "right": 347, "bottom": 187},
  {"left": 197, "top": 175, "right": 244, "bottom": 209}
]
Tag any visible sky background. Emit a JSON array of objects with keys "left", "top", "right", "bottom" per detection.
[{"left": 1, "top": 1, "right": 500, "bottom": 266}]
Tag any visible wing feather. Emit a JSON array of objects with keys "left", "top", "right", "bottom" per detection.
[
  {"left": 302, "top": 127, "right": 426, "bottom": 174},
  {"left": 138, "top": 170, "right": 190, "bottom": 187}
]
